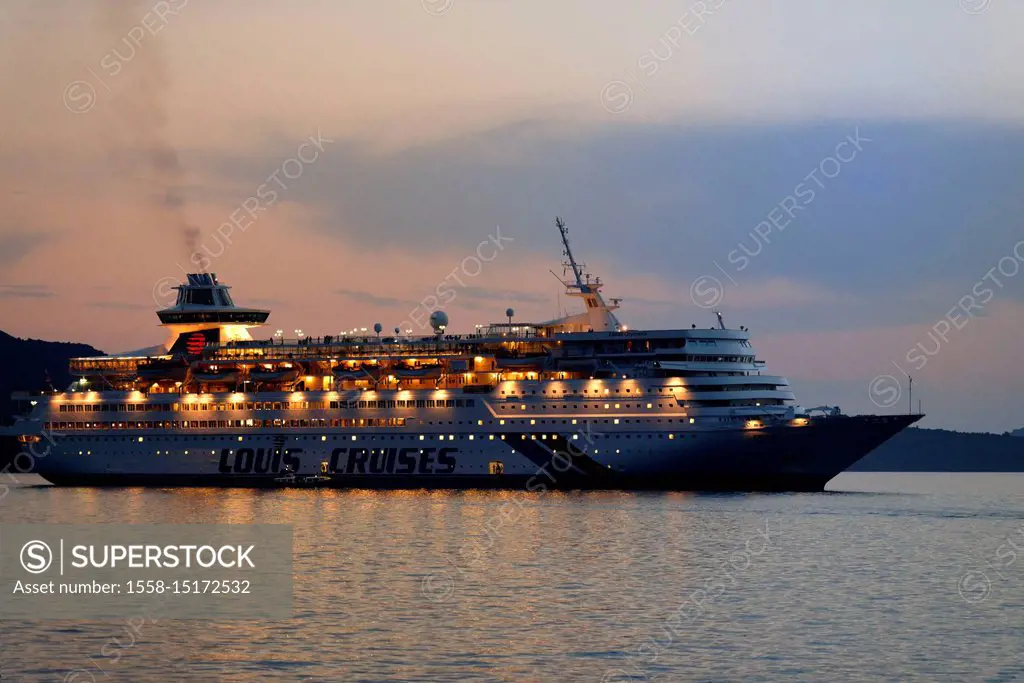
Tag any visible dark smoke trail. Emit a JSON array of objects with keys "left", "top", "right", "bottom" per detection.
[{"left": 93, "top": 0, "right": 200, "bottom": 267}]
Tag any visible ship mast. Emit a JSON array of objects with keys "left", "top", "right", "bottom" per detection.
[
  {"left": 557, "top": 216, "right": 585, "bottom": 289},
  {"left": 549, "top": 217, "right": 622, "bottom": 333}
]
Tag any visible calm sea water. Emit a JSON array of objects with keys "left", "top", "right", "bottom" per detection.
[{"left": 2, "top": 473, "right": 1022, "bottom": 682}]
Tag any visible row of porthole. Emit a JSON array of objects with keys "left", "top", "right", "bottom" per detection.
[
  {"left": 55, "top": 414, "right": 728, "bottom": 435},
  {"left": 65, "top": 430, "right": 703, "bottom": 444},
  {"left": 68, "top": 437, "right": 700, "bottom": 457},
  {"left": 499, "top": 385, "right": 746, "bottom": 395},
  {"left": 499, "top": 404, "right": 679, "bottom": 410}
]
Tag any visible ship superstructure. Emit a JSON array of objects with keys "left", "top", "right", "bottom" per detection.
[{"left": 8, "top": 220, "right": 920, "bottom": 491}]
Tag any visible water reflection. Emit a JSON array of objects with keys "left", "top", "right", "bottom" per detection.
[{"left": 1, "top": 474, "right": 1022, "bottom": 681}]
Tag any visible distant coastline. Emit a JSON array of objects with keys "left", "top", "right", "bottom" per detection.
[
  {"left": 0, "top": 330, "right": 103, "bottom": 426},
  {"left": 849, "top": 427, "right": 1023, "bottom": 473}
]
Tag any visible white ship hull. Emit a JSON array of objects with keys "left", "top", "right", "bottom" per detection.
[{"left": 12, "top": 389, "right": 921, "bottom": 492}]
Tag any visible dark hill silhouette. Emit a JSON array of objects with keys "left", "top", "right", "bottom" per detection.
[
  {"left": 0, "top": 330, "right": 103, "bottom": 425},
  {"left": 849, "top": 427, "right": 1024, "bottom": 472}
]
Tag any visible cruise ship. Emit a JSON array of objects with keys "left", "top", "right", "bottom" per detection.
[{"left": 6, "top": 220, "right": 921, "bottom": 491}]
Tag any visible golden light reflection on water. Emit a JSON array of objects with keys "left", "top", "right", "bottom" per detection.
[{"left": 2, "top": 476, "right": 1024, "bottom": 681}]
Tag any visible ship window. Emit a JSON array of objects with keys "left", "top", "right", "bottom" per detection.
[{"left": 193, "top": 289, "right": 215, "bottom": 306}]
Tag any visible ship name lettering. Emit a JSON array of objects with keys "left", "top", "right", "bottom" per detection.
[
  {"left": 329, "top": 447, "right": 457, "bottom": 475},
  {"left": 218, "top": 447, "right": 301, "bottom": 474}
]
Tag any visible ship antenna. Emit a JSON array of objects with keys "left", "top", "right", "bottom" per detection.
[
  {"left": 908, "top": 375, "right": 913, "bottom": 416},
  {"left": 556, "top": 216, "right": 584, "bottom": 289}
]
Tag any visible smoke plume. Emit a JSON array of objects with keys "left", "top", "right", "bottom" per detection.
[{"left": 93, "top": 0, "right": 200, "bottom": 266}]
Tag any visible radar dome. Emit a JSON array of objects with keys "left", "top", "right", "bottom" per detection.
[{"left": 429, "top": 311, "right": 449, "bottom": 334}]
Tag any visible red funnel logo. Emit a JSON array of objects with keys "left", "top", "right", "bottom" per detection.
[{"left": 186, "top": 332, "right": 207, "bottom": 356}]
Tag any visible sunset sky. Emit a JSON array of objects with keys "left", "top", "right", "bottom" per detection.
[{"left": 1, "top": 1, "right": 1022, "bottom": 432}]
